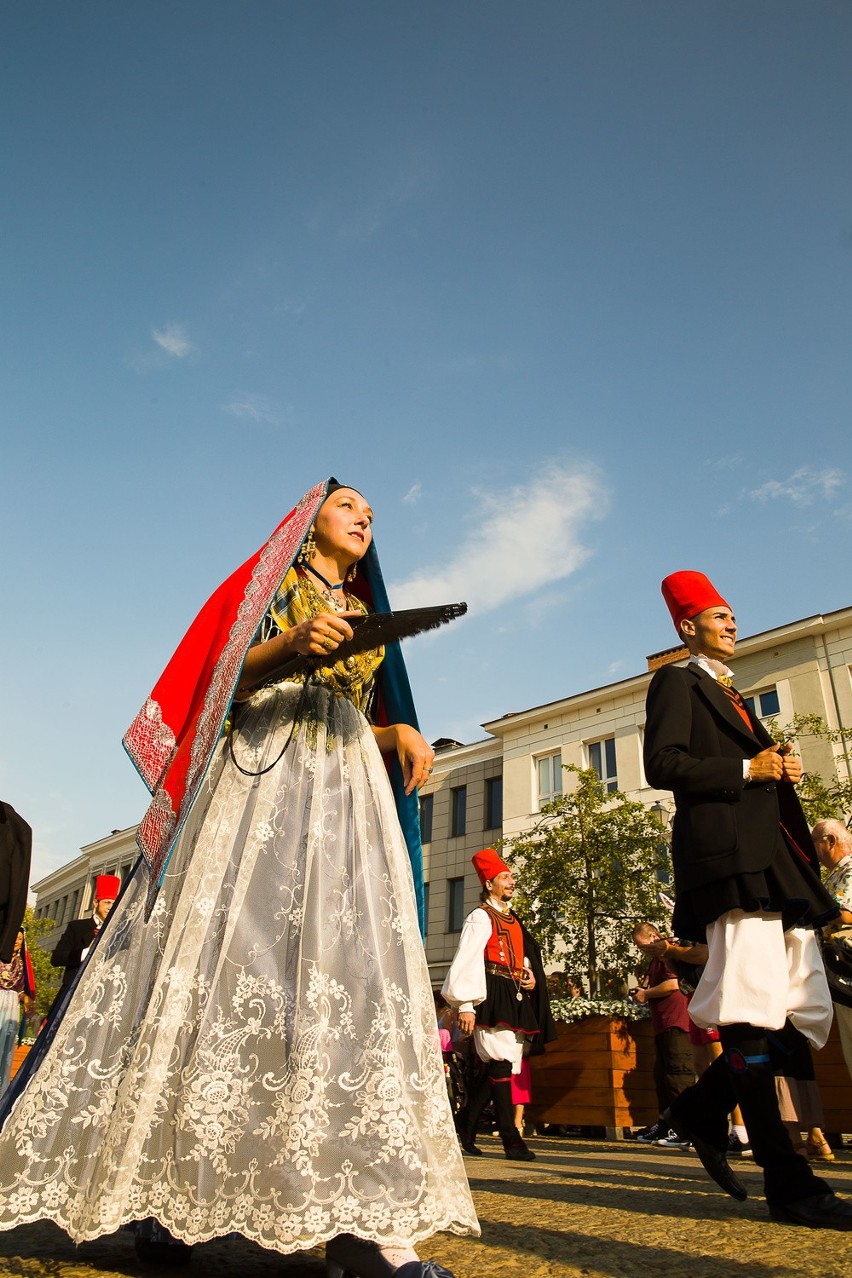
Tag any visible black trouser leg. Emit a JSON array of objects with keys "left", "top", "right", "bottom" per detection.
[
  {"left": 461, "top": 1064, "right": 493, "bottom": 1144},
  {"left": 718, "top": 1023, "right": 830, "bottom": 1207},
  {"left": 669, "top": 1052, "right": 734, "bottom": 1149},
  {"left": 655, "top": 1027, "right": 695, "bottom": 1111},
  {"left": 488, "top": 1061, "right": 516, "bottom": 1144},
  {"left": 488, "top": 1060, "right": 534, "bottom": 1158}
]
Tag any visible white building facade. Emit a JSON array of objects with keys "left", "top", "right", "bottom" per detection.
[
  {"left": 420, "top": 605, "right": 852, "bottom": 985},
  {"left": 34, "top": 607, "right": 852, "bottom": 985}
]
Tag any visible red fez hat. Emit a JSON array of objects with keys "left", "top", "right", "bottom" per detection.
[
  {"left": 95, "top": 874, "right": 120, "bottom": 901},
  {"left": 661, "top": 571, "right": 730, "bottom": 636},
  {"left": 471, "top": 847, "right": 510, "bottom": 885}
]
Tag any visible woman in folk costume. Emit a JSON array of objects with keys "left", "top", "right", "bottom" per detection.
[{"left": 0, "top": 480, "right": 477, "bottom": 1277}]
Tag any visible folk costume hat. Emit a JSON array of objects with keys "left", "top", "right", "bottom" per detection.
[
  {"left": 661, "top": 570, "right": 731, "bottom": 636},
  {"left": 472, "top": 847, "right": 511, "bottom": 886},
  {"left": 94, "top": 875, "right": 120, "bottom": 901},
  {"left": 124, "top": 478, "right": 428, "bottom": 929}
]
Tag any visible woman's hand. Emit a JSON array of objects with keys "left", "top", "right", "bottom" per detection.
[
  {"left": 289, "top": 611, "right": 355, "bottom": 657},
  {"left": 393, "top": 723, "right": 435, "bottom": 795},
  {"left": 372, "top": 723, "right": 435, "bottom": 795},
  {"left": 238, "top": 611, "right": 357, "bottom": 694}
]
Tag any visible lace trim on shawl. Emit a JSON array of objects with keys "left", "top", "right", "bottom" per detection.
[
  {"left": 137, "top": 484, "right": 326, "bottom": 911},
  {"left": 123, "top": 699, "right": 176, "bottom": 794}
]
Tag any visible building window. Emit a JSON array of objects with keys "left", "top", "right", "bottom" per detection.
[
  {"left": 537, "top": 752, "right": 563, "bottom": 804},
  {"left": 450, "top": 786, "right": 467, "bottom": 837},
  {"left": 589, "top": 737, "right": 618, "bottom": 793},
  {"left": 419, "top": 793, "right": 433, "bottom": 843},
  {"left": 744, "top": 687, "right": 781, "bottom": 720},
  {"left": 485, "top": 776, "right": 503, "bottom": 830},
  {"left": 448, "top": 877, "right": 465, "bottom": 932},
  {"left": 423, "top": 881, "right": 430, "bottom": 936}
]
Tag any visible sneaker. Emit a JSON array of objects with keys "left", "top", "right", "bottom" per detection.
[
  {"left": 727, "top": 1133, "right": 753, "bottom": 1158},
  {"left": 657, "top": 1128, "right": 691, "bottom": 1149},
  {"left": 636, "top": 1120, "right": 668, "bottom": 1144}
]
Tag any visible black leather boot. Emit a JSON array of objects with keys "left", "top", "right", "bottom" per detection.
[
  {"left": 491, "top": 1074, "right": 535, "bottom": 1161},
  {"left": 718, "top": 1023, "right": 829, "bottom": 1209}
]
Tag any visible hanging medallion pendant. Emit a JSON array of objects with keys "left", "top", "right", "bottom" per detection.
[{"left": 517, "top": 991, "right": 523, "bottom": 1001}]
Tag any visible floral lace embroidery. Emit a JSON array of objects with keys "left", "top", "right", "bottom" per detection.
[{"left": 0, "top": 681, "right": 478, "bottom": 1252}]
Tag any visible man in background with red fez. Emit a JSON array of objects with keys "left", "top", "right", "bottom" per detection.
[
  {"left": 644, "top": 570, "right": 852, "bottom": 1230},
  {"left": 441, "top": 848, "right": 555, "bottom": 1162},
  {"left": 48, "top": 874, "right": 120, "bottom": 1013}
]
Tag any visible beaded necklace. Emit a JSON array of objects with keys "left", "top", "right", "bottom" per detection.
[{"left": 303, "top": 563, "right": 346, "bottom": 611}]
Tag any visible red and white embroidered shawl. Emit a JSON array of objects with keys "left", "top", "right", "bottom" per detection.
[{"left": 123, "top": 480, "right": 328, "bottom": 916}]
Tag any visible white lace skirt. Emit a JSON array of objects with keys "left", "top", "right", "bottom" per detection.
[{"left": 0, "top": 681, "right": 478, "bottom": 1251}]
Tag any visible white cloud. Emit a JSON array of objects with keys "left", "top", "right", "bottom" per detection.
[
  {"left": 152, "top": 324, "right": 194, "bottom": 358},
  {"left": 403, "top": 482, "right": 422, "bottom": 505},
  {"left": 745, "top": 466, "right": 844, "bottom": 506},
  {"left": 391, "top": 464, "right": 609, "bottom": 614},
  {"left": 222, "top": 394, "right": 281, "bottom": 426},
  {"left": 703, "top": 453, "right": 744, "bottom": 472}
]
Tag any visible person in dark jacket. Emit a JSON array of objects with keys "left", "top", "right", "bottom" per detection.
[
  {"left": 49, "top": 874, "right": 119, "bottom": 1009},
  {"left": 644, "top": 570, "right": 851, "bottom": 1231},
  {"left": 0, "top": 803, "right": 32, "bottom": 963}
]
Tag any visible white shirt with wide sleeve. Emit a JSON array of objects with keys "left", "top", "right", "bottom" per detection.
[
  {"left": 441, "top": 905, "right": 526, "bottom": 1072},
  {"left": 441, "top": 907, "right": 492, "bottom": 1014}
]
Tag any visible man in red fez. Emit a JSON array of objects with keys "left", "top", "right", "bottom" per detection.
[
  {"left": 644, "top": 571, "right": 851, "bottom": 1230},
  {"left": 441, "top": 849, "right": 555, "bottom": 1161},
  {"left": 49, "top": 874, "right": 120, "bottom": 1012}
]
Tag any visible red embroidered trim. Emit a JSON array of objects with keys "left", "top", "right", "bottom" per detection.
[{"left": 124, "top": 481, "right": 328, "bottom": 916}]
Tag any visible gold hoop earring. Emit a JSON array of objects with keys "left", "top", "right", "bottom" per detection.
[
  {"left": 346, "top": 562, "right": 357, "bottom": 583},
  {"left": 298, "top": 528, "right": 316, "bottom": 564}
]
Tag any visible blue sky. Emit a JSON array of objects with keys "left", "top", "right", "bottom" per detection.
[{"left": 2, "top": 1, "right": 850, "bottom": 883}]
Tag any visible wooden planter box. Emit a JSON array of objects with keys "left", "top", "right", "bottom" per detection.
[
  {"left": 10, "top": 1044, "right": 30, "bottom": 1080},
  {"left": 529, "top": 1015, "right": 658, "bottom": 1137},
  {"left": 529, "top": 1014, "right": 852, "bottom": 1139},
  {"left": 813, "top": 1019, "right": 852, "bottom": 1135}
]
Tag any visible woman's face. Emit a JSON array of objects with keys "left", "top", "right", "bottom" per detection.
[
  {"left": 313, "top": 488, "right": 373, "bottom": 563},
  {"left": 12, "top": 931, "right": 23, "bottom": 956}
]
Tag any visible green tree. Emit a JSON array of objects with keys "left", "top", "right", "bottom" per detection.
[
  {"left": 766, "top": 712, "right": 852, "bottom": 826},
  {"left": 505, "top": 766, "right": 669, "bottom": 997},
  {"left": 22, "top": 906, "right": 61, "bottom": 1018}
]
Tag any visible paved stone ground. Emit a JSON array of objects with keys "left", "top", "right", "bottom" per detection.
[{"left": 0, "top": 1136, "right": 849, "bottom": 1278}]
